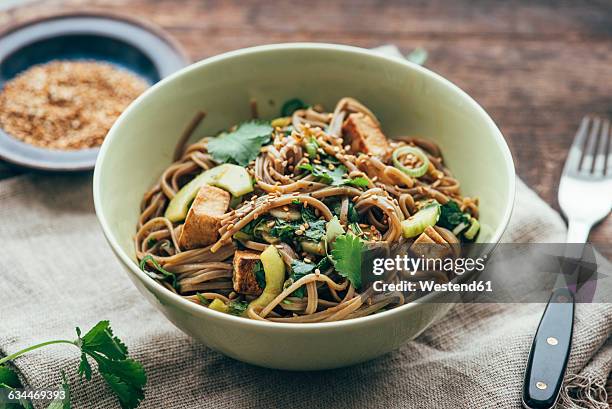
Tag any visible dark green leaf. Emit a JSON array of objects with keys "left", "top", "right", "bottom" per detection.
[
  {"left": 77, "top": 353, "right": 92, "bottom": 380},
  {"left": 303, "top": 219, "right": 326, "bottom": 241},
  {"left": 280, "top": 98, "right": 308, "bottom": 117},
  {"left": 96, "top": 358, "right": 146, "bottom": 409},
  {"left": 438, "top": 201, "right": 470, "bottom": 230},
  {"left": 289, "top": 260, "right": 316, "bottom": 298},
  {"left": 207, "top": 121, "right": 272, "bottom": 166},
  {"left": 330, "top": 234, "right": 364, "bottom": 289},
  {"left": 227, "top": 301, "right": 249, "bottom": 316},
  {"left": 344, "top": 177, "right": 370, "bottom": 188},
  {"left": 79, "top": 321, "right": 128, "bottom": 362},
  {"left": 253, "top": 261, "right": 266, "bottom": 289},
  {"left": 269, "top": 219, "right": 296, "bottom": 242},
  {"left": 0, "top": 365, "right": 22, "bottom": 389},
  {"left": 298, "top": 163, "right": 368, "bottom": 189},
  {"left": 0, "top": 365, "right": 31, "bottom": 409},
  {"left": 329, "top": 199, "right": 360, "bottom": 224}
]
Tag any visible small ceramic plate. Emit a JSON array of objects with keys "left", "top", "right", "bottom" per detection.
[{"left": 0, "top": 12, "right": 189, "bottom": 171}]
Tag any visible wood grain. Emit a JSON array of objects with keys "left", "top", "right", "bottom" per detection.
[{"left": 1, "top": 0, "right": 610, "bottom": 255}]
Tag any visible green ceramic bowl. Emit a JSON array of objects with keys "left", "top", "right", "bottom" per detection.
[{"left": 93, "top": 43, "right": 515, "bottom": 370}]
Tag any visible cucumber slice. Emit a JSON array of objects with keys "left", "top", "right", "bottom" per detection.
[
  {"left": 249, "top": 245, "right": 286, "bottom": 311},
  {"left": 164, "top": 166, "right": 226, "bottom": 222},
  {"left": 464, "top": 217, "right": 480, "bottom": 240},
  {"left": 215, "top": 164, "right": 254, "bottom": 197},
  {"left": 164, "top": 164, "right": 253, "bottom": 222},
  {"left": 401, "top": 202, "right": 441, "bottom": 238}
]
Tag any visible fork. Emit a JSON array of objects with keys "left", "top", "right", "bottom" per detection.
[{"left": 522, "top": 116, "right": 612, "bottom": 409}]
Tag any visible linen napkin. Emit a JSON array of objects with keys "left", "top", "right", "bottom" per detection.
[{"left": 0, "top": 172, "right": 609, "bottom": 409}]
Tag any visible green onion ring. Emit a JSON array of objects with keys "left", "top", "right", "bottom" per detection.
[{"left": 392, "top": 146, "right": 430, "bottom": 178}]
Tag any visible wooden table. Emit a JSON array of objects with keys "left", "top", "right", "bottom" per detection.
[{"left": 1, "top": 0, "right": 611, "bottom": 255}]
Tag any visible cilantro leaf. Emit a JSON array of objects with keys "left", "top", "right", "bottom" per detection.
[
  {"left": 330, "top": 234, "right": 364, "bottom": 289},
  {"left": 303, "top": 219, "right": 326, "bottom": 241},
  {"left": 0, "top": 321, "right": 145, "bottom": 409},
  {"left": 79, "top": 320, "right": 128, "bottom": 362},
  {"left": 281, "top": 98, "right": 308, "bottom": 117},
  {"left": 96, "top": 359, "right": 146, "bottom": 409},
  {"left": 0, "top": 365, "right": 22, "bottom": 389},
  {"left": 207, "top": 121, "right": 272, "bottom": 166},
  {"left": 289, "top": 260, "right": 316, "bottom": 298},
  {"left": 227, "top": 300, "right": 249, "bottom": 316},
  {"left": 344, "top": 177, "right": 370, "bottom": 188},
  {"left": 289, "top": 258, "right": 332, "bottom": 298},
  {"left": 298, "top": 163, "right": 369, "bottom": 189},
  {"left": 438, "top": 201, "right": 470, "bottom": 230},
  {"left": 254, "top": 260, "right": 266, "bottom": 289},
  {"left": 76, "top": 321, "right": 146, "bottom": 409},
  {"left": 269, "top": 219, "right": 296, "bottom": 242}
]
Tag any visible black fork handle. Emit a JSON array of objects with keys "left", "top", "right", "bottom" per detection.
[{"left": 522, "top": 288, "right": 574, "bottom": 409}]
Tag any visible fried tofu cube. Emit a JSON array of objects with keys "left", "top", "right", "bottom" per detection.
[
  {"left": 178, "top": 184, "right": 230, "bottom": 249},
  {"left": 232, "top": 250, "right": 263, "bottom": 295},
  {"left": 342, "top": 112, "right": 390, "bottom": 158},
  {"left": 410, "top": 226, "right": 452, "bottom": 259}
]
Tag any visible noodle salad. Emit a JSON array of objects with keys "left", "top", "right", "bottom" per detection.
[{"left": 136, "top": 97, "right": 480, "bottom": 323}]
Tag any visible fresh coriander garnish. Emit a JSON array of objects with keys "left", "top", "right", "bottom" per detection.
[
  {"left": 207, "top": 120, "right": 272, "bottom": 166},
  {"left": 330, "top": 233, "right": 364, "bottom": 289},
  {"left": 0, "top": 321, "right": 146, "bottom": 409}
]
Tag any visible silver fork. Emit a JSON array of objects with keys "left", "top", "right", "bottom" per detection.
[
  {"left": 522, "top": 116, "right": 612, "bottom": 409},
  {"left": 559, "top": 116, "right": 612, "bottom": 243}
]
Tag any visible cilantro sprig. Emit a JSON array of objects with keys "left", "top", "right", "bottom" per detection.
[
  {"left": 0, "top": 321, "right": 146, "bottom": 409},
  {"left": 330, "top": 233, "right": 364, "bottom": 289},
  {"left": 207, "top": 121, "right": 273, "bottom": 166},
  {"left": 298, "top": 162, "right": 368, "bottom": 188}
]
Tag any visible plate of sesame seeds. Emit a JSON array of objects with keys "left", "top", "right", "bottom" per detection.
[{"left": 0, "top": 12, "right": 189, "bottom": 171}]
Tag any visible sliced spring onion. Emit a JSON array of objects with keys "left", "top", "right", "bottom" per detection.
[
  {"left": 400, "top": 201, "right": 440, "bottom": 238},
  {"left": 464, "top": 218, "right": 480, "bottom": 240},
  {"left": 392, "top": 146, "right": 430, "bottom": 178},
  {"left": 452, "top": 221, "right": 469, "bottom": 236}
]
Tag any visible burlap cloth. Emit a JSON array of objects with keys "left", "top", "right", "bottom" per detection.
[{"left": 0, "top": 171, "right": 608, "bottom": 409}]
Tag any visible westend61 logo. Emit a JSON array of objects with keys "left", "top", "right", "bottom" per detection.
[{"left": 372, "top": 254, "right": 487, "bottom": 276}]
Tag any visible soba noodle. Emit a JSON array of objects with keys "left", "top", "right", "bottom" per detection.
[{"left": 136, "top": 97, "right": 479, "bottom": 323}]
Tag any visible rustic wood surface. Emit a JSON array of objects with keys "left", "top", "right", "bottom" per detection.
[
  {"left": 0, "top": 0, "right": 610, "bottom": 402},
  {"left": 0, "top": 0, "right": 610, "bottom": 255}
]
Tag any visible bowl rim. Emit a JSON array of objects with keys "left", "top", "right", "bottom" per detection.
[{"left": 93, "top": 42, "right": 516, "bottom": 331}]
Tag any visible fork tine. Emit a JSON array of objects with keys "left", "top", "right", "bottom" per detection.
[
  {"left": 592, "top": 119, "right": 609, "bottom": 176},
  {"left": 564, "top": 117, "right": 590, "bottom": 173},
  {"left": 580, "top": 116, "right": 600, "bottom": 172}
]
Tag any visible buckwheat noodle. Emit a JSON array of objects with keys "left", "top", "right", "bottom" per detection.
[{"left": 136, "top": 98, "right": 479, "bottom": 322}]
